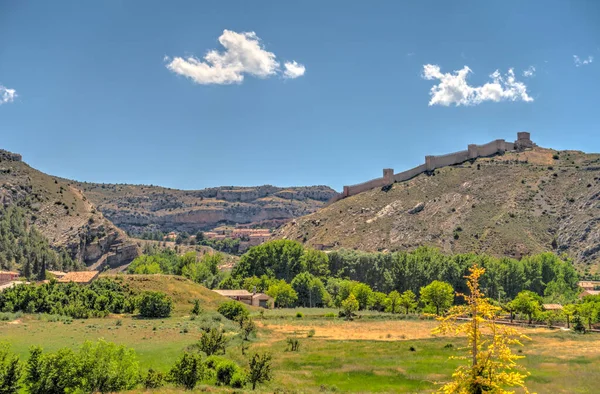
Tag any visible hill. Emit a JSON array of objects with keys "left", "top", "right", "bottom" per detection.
[
  {"left": 277, "top": 147, "right": 600, "bottom": 272},
  {"left": 0, "top": 149, "right": 140, "bottom": 271},
  {"left": 102, "top": 274, "right": 236, "bottom": 315},
  {"left": 69, "top": 182, "right": 337, "bottom": 234}
]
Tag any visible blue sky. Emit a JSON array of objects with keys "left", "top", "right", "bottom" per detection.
[{"left": 1, "top": 1, "right": 598, "bottom": 192}]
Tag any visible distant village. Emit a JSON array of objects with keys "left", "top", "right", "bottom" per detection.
[{"left": 163, "top": 226, "right": 272, "bottom": 252}]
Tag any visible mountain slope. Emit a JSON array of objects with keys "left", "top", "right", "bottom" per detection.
[
  {"left": 70, "top": 182, "right": 337, "bottom": 234},
  {"left": 0, "top": 150, "right": 140, "bottom": 270},
  {"left": 277, "top": 147, "right": 600, "bottom": 272}
]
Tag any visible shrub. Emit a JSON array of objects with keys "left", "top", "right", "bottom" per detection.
[
  {"left": 307, "top": 329, "right": 315, "bottom": 338},
  {"left": 296, "top": 311, "right": 304, "bottom": 318},
  {"left": 197, "top": 328, "right": 228, "bottom": 356},
  {"left": 324, "top": 312, "right": 336, "bottom": 318},
  {"left": 217, "top": 300, "right": 249, "bottom": 322},
  {"left": 242, "top": 318, "right": 257, "bottom": 340},
  {"left": 144, "top": 368, "right": 165, "bottom": 389},
  {"left": 230, "top": 370, "right": 246, "bottom": 388},
  {"left": 215, "top": 359, "right": 241, "bottom": 386},
  {"left": 169, "top": 352, "right": 204, "bottom": 390},
  {"left": 0, "top": 343, "right": 22, "bottom": 394},
  {"left": 286, "top": 338, "right": 300, "bottom": 352},
  {"left": 192, "top": 299, "right": 202, "bottom": 316},
  {"left": 137, "top": 291, "right": 173, "bottom": 318}
]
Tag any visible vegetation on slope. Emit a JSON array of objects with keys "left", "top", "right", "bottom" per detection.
[{"left": 278, "top": 147, "right": 600, "bottom": 272}]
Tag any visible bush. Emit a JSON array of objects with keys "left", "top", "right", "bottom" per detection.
[
  {"left": 0, "top": 343, "right": 22, "bottom": 394},
  {"left": 144, "top": 368, "right": 165, "bottom": 389},
  {"left": 137, "top": 291, "right": 173, "bottom": 318},
  {"left": 169, "top": 352, "right": 204, "bottom": 390},
  {"left": 217, "top": 300, "right": 249, "bottom": 322},
  {"left": 307, "top": 329, "right": 315, "bottom": 338},
  {"left": 286, "top": 338, "right": 300, "bottom": 352},
  {"left": 215, "top": 359, "right": 241, "bottom": 386},
  {"left": 247, "top": 352, "right": 273, "bottom": 390},
  {"left": 230, "top": 370, "right": 246, "bottom": 388},
  {"left": 296, "top": 311, "right": 304, "bottom": 318},
  {"left": 197, "top": 328, "right": 228, "bottom": 356}
]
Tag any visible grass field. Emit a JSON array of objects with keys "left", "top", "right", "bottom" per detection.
[{"left": 2, "top": 309, "right": 599, "bottom": 393}]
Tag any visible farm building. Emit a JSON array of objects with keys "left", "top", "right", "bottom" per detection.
[
  {"left": 579, "top": 289, "right": 600, "bottom": 298},
  {"left": 0, "top": 271, "right": 19, "bottom": 284},
  {"left": 47, "top": 270, "right": 67, "bottom": 279},
  {"left": 57, "top": 271, "right": 99, "bottom": 284},
  {"left": 213, "top": 289, "right": 273, "bottom": 308}
]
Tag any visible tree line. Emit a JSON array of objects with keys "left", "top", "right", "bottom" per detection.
[
  {"left": 228, "top": 240, "right": 579, "bottom": 305},
  {"left": 0, "top": 277, "right": 173, "bottom": 319},
  {"left": 0, "top": 338, "right": 272, "bottom": 393},
  {"left": 0, "top": 206, "right": 81, "bottom": 280}
]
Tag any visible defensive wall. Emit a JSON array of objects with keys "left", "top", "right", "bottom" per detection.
[{"left": 328, "top": 132, "right": 534, "bottom": 204}]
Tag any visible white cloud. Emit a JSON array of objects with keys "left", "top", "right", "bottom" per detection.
[
  {"left": 523, "top": 66, "right": 536, "bottom": 77},
  {"left": 573, "top": 55, "right": 593, "bottom": 67},
  {"left": 422, "top": 64, "right": 533, "bottom": 106},
  {"left": 0, "top": 85, "right": 17, "bottom": 105},
  {"left": 166, "top": 29, "right": 304, "bottom": 85},
  {"left": 283, "top": 61, "right": 306, "bottom": 79}
]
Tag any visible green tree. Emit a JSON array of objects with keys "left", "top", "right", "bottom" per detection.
[
  {"left": 169, "top": 352, "right": 204, "bottom": 390},
  {"left": 509, "top": 291, "right": 542, "bottom": 324},
  {"left": 577, "top": 302, "right": 598, "bottom": 330},
  {"left": 197, "top": 328, "right": 228, "bottom": 356},
  {"left": 266, "top": 280, "right": 298, "bottom": 308},
  {"left": 370, "top": 291, "right": 388, "bottom": 312},
  {"left": 351, "top": 283, "right": 373, "bottom": 311},
  {"left": 218, "top": 300, "right": 249, "bottom": 321},
  {"left": 192, "top": 299, "right": 201, "bottom": 316},
  {"left": 247, "top": 353, "right": 272, "bottom": 390},
  {"left": 300, "top": 248, "right": 330, "bottom": 277},
  {"left": 291, "top": 272, "right": 329, "bottom": 307},
  {"left": 0, "top": 343, "right": 21, "bottom": 394},
  {"left": 386, "top": 290, "right": 401, "bottom": 313},
  {"left": 420, "top": 281, "right": 454, "bottom": 315},
  {"left": 233, "top": 240, "right": 305, "bottom": 282},
  {"left": 137, "top": 291, "right": 173, "bottom": 318},
  {"left": 341, "top": 294, "right": 359, "bottom": 320},
  {"left": 563, "top": 304, "right": 577, "bottom": 328},
  {"left": 398, "top": 290, "right": 418, "bottom": 314}
]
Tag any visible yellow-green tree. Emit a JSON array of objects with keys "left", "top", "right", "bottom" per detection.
[{"left": 434, "top": 265, "right": 533, "bottom": 394}]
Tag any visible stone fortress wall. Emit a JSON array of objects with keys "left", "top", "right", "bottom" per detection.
[{"left": 328, "top": 132, "right": 534, "bottom": 204}]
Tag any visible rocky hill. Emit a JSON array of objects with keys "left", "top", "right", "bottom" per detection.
[
  {"left": 277, "top": 147, "right": 600, "bottom": 272},
  {"left": 0, "top": 149, "right": 140, "bottom": 270},
  {"left": 69, "top": 182, "right": 337, "bottom": 235}
]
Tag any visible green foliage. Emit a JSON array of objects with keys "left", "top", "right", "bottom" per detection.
[
  {"left": 218, "top": 300, "right": 249, "bottom": 321},
  {"left": 370, "top": 291, "right": 388, "bottom": 312},
  {"left": 0, "top": 278, "right": 136, "bottom": 318},
  {"left": 182, "top": 253, "right": 224, "bottom": 289},
  {"left": 241, "top": 318, "right": 257, "bottom": 340},
  {"left": 215, "top": 359, "right": 241, "bottom": 386},
  {"left": 291, "top": 272, "right": 329, "bottom": 307},
  {"left": 232, "top": 240, "right": 305, "bottom": 282},
  {"left": 0, "top": 342, "right": 21, "bottom": 394},
  {"left": 266, "top": 280, "right": 298, "bottom": 307},
  {"left": 137, "top": 291, "right": 173, "bottom": 318},
  {"left": 300, "top": 248, "right": 330, "bottom": 277},
  {"left": 144, "top": 368, "right": 165, "bottom": 389},
  {"left": 0, "top": 206, "right": 81, "bottom": 279},
  {"left": 25, "top": 340, "right": 139, "bottom": 394},
  {"left": 340, "top": 293, "right": 359, "bottom": 320},
  {"left": 386, "top": 290, "right": 401, "bottom": 313},
  {"left": 398, "top": 290, "right": 418, "bottom": 314},
  {"left": 169, "top": 352, "right": 204, "bottom": 390},
  {"left": 192, "top": 299, "right": 202, "bottom": 315},
  {"left": 286, "top": 338, "right": 300, "bottom": 352},
  {"left": 420, "top": 281, "right": 454, "bottom": 315},
  {"left": 247, "top": 352, "right": 273, "bottom": 390},
  {"left": 197, "top": 328, "right": 228, "bottom": 356},
  {"left": 509, "top": 291, "right": 542, "bottom": 324},
  {"left": 351, "top": 283, "right": 373, "bottom": 310}
]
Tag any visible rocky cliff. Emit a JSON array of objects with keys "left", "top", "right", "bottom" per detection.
[
  {"left": 69, "top": 182, "right": 337, "bottom": 234},
  {"left": 0, "top": 150, "right": 140, "bottom": 270}
]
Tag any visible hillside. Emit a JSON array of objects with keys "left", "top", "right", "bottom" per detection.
[
  {"left": 0, "top": 149, "right": 140, "bottom": 270},
  {"left": 102, "top": 274, "right": 230, "bottom": 315},
  {"left": 70, "top": 182, "right": 337, "bottom": 234},
  {"left": 277, "top": 147, "right": 600, "bottom": 272}
]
